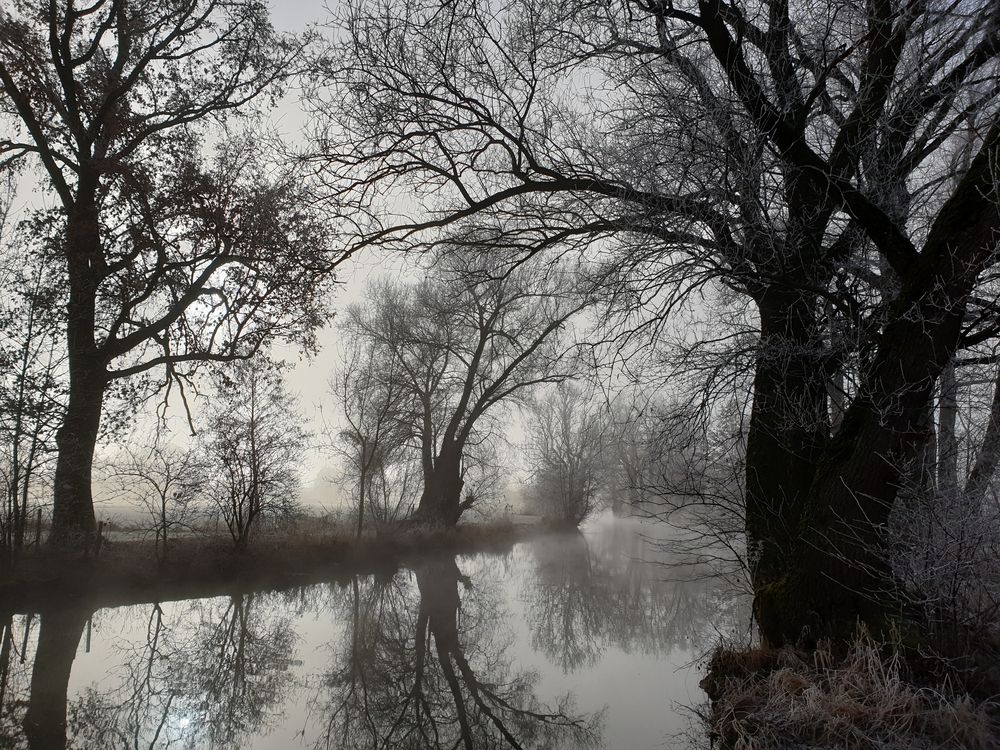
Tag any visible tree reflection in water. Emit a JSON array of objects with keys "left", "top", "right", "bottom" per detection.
[
  {"left": 0, "top": 592, "right": 296, "bottom": 749},
  {"left": 525, "top": 520, "right": 747, "bottom": 673},
  {"left": 314, "top": 557, "right": 602, "bottom": 749},
  {"left": 76, "top": 592, "right": 295, "bottom": 748},
  {"left": 0, "top": 517, "right": 742, "bottom": 749},
  {"left": 24, "top": 605, "right": 90, "bottom": 748}
]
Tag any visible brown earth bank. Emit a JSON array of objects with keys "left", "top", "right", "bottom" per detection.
[
  {"left": 0, "top": 517, "right": 568, "bottom": 614},
  {"left": 701, "top": 635, "right": 1000, "bottom": 749}
]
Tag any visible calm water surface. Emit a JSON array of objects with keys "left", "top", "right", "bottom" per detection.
[{"left": 0, "top": 513, "right": 747, "bottom": 749}]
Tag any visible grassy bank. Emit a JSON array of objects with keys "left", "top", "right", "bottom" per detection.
[
  {"left": 0, "top": 516, "right": 561, "bottom": 613},
  {"left": 701, "top": 635, "right": 1000, "bottom": 749}
]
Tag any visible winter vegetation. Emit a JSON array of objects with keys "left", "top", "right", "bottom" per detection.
[
  {"left": 0, "top": 0, "right": 999, "bottom": 747},
  {"left": 703, "top": 634, "right": 1000, "bottom": 749}
]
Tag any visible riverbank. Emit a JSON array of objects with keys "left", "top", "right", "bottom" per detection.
[
  {"left": 701, "top": 636, "right": 1000, "bottom": 749},
  {"left": 0, "top": 516, "right": 562, "bottom": 613}
]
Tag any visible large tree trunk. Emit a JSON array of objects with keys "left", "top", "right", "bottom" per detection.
[
  {"left": 22, "top": 606, "right": 90, "bottom": 749},
  {"left": 50, "top": 359, "right": 104, "bottom": 547},
  {"left": 744, "top": 287, "right": 829, "bottom": 592},
  {"left": 751, "top": 120, "right": 1000, "bottom": 646},
  {"left": 50, "top": 207, "right": 105, "bottom": 547},
  {"left": 414, "top": 443, "right": 464, "bottom": 525},
  {"left": 775, "top": 305, "right": 963, "bottom": 644}
]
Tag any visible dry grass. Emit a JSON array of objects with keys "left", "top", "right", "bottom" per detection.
[
  {"left": 703, "top": 635, "right": 1000, "bottom": 749},
  {"left": 0, "top": 515, "right": 555, "bottom": 613}
]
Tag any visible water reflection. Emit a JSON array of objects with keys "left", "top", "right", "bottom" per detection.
[
  {"left": 6, "top": 592, "right": 296, "bottom": 749},
  {"left": 314, "top": 559, "right": 599, "bottom": 749},
  {"left": 25, "top": 606, "right": 89, "bottom": 747},
  {"left": 526, "top": 521, "right": 746, "bottom": 673},
  {"left": 69, "top": 593, "right": 296, "bottom": 748},
  {"left": 0, "top": 516, "right": 746, "bottom": 749}
]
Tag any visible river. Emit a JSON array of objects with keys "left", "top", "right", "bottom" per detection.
[{"left": 0, "top": 512, "right": 748, "bottom": 749}]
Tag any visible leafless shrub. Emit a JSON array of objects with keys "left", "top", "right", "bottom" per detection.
[
  {"left": 201, "top": 360, "right": 307, "bottom": 551},
  {"left": 887, "top": 486, "right": 1000, "bottom": 657},
  {"left": 105, "top": 435, "right": 207, "bottom": 561}
]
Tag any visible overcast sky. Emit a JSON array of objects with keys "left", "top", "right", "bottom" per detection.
[{"left": 257, "top": 0, "right": 417, "bottom": 495}]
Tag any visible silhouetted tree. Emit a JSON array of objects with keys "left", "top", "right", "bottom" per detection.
[
  {"left": 342, "top": 257, "right": 590, "bottom": 525},
  {"left": 329, "top": 335, "right": 414, "bottom": 535},
  {"left": 0, "top": 186, "right": 64, "bottom": 561},
  {"left": 0, "top": 1, "right": 342, "bottom": 547},
  {"left": 106, "top": 435, "right": 206, "bottom": 561}
]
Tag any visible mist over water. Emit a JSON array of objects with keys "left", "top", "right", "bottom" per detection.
[{"left": 0, "top": 514, "right": 748, "bottom": 749}]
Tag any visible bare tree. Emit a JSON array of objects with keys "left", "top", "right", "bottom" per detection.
[
  {"left": 106, "top": 435, "right": 206, "bottom": 562},
  {"left": 0, "top": 185, "right": 64, "bottom": 561},
  {"left": 524, "top": 384, "right": 610, "bottom": 525},
  {"left": 341, "top": 257, "right": 591, "bottom": 525},
  {"left": 607, "top": 403, "right": 653, "bottom": 517},
  {"left": 329, "top": 335, "right": 414, "bottom": 536},
  {"left": 0, "top": 1, "right": 344, "bottom": 547},
  {"left": 202, "top": 360, "right": 306, "bottom": 551}
]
